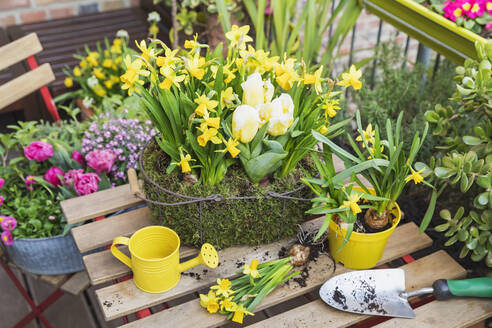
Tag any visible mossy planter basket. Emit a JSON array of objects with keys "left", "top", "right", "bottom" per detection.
[
  {"left": 138, "top": 140, "right": 313, "bottom": 249},
  {"left": 328, "top": 187, "right": 402, "bottom": 270},
  {"left": 5, "top": 233, "right": 84, "bottom": 275},
  {"left": 362, "top": 0, "right": 487, "bottom": 63}
]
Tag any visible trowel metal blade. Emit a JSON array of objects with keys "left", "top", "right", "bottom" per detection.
[{"left": 319, "top": 269, "right": 415, "bottom": 318}]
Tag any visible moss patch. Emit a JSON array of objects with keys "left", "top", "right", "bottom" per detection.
[{"left": 142, "top": 140, "right": 315, "bottom": 249}]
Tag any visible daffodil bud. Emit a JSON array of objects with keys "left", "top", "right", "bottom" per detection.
[
  {"left": 232, "top": 105, "right": 260, "bottom": 143},
  {"left": 266, "top": 93, "right": 294, "bottom": 136}
]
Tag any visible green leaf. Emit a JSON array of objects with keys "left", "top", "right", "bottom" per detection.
[
  {"left": 419, "top": 189, "right": 437, "bottom": 233},
  {"left": 314, "top": 213, "right": 333, "bottom": 241},
  {"left": 463, "top": 136, "right": 483, "bottom": 146}
]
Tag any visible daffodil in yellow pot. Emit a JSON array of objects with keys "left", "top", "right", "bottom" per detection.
[{"left": 304, "top": 111, "right": 436, "bottom": 269}]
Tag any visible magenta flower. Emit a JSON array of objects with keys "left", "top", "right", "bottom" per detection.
[
  {"left": 265, "top": 0, "right": 272, "bottom": 15},
  {"left": 85, "top": 149, "right": 116, "bottom": 174},
  {"left": 24, "top": 141, "right": 53, "bottom": 162},
  {"left": 25, "top": 176, "right": 36, "bottom": 190},
  {"left": 486, "top": 21, "right": 492, "bottom": 29},
  {"left": 486, "top": 0, "right": 492, "bottom": 14},
  {"left": 1, "top": 230, "right": 13, "bottom": 246},
  {"left": 0, "top": 196, "right": 4, "bottom": 206},
  {"left": 63, "top": 169, "right": 84, "bottom": 187},
  {"left": 0, "top": 178, "right": 4, "bottom": 189},
  {"left": 72, "top": 151, "right": 85, "bottom": 165},
  {"left": 443, "top": 0, "right": 464, "bottom": 21},
  {"left": 74, "top": 173, "right": 100, "bottom": 196},
  {"left": 44, "top": 167, "right": 64, "bottom": 187},
  {"left": 0, "top": 216, "right": 17, "bottom": 231},
  {"left": 466, "top": 0, "right": 485, "bottom": 18}
]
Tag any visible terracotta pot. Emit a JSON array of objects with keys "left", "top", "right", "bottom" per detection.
[{"left": 75, "top": 98, "right": 95, "bottom": 121}]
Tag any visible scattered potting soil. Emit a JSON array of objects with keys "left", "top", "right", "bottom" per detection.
[
  {"left": 332, "top": 286, "right": 348, "bottom": 310},
  {"left": 235, "top": 261, "right": 245, "bottom": 269},
  {"left": 182, "top": 272, "right": 202, "bottom": 281}
]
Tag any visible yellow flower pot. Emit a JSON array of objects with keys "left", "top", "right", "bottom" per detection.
[
  {"left": 111, "top": 226, "right": 219, "bottom": 293},
  {"left": 328, "top": 188, "right": 401, "bottom": 269}
]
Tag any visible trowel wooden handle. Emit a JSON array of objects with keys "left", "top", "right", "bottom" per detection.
[{"left": 433, "top": 277, "right": 492, "bottom": 300}]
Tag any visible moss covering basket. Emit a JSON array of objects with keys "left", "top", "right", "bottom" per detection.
[{"left": 139, "top": 140, "right": 313, "bottom": 249}]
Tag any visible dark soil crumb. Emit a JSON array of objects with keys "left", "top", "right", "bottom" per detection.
[
  {"left": 235, "top": 261, "right": 245, "bottom": 269},
  {"left": 292, "top": 267, "right": 310, "bottom": 288},
  {"left": 183, "top": 272, "right": 202, "bottom": 281},
  {"left": 278, "top": 247, "right": 287, "bottom": 258},
  {"left": 203, "top": 269, "right": 208, "bottom": 274},
  {"left": 293, "top": 277, "right": 307, "bottom": 288},
  {"left": 103, "top": 301, "right": 112, "bottom": 308},
  {"left": 333, "top": 286, "right": 348, "bottom": 310}
]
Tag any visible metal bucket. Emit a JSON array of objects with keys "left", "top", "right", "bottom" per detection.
[{"left": 6, "top": 233, "right": 84, "bottom": 275}]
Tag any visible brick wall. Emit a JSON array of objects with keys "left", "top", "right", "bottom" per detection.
[{"left": 0, "top": 0, "right": 141, "bottom": 27}]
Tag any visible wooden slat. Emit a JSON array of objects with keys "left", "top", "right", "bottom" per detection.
[
  {"left": 0, "top": 63, "right": 54, "bottom": 110},
  {"left": 39, "top": 274, "right": 70, "bottom": 287},
  {"left": 0, "top": 33, "right": 42, "bottom": 71},
  {"left": 84, "top": 246, "right": 198, "bottom": 286},
  {"left": 72, "top": 207, "right": 153, "bottom": 253},
  {"left": 97, "top": 218, "right": 328, "bottom": 321},
  {"left": 248, "top": 250, "right": 466, "bottom": 328},
  {"left": 374, "top": 298, "right": 492, "bottom": 328},
  {"left": 61, "top": 271, "right": 90, "bottom": 295},
  {"left": 60, "top": 183, "right": 144, "bottom": 225},
  {"left": 111, "top": 221, "right": 431, "bottom": 324}
]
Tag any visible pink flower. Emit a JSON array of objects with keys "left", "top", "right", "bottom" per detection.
[
  {"left": 85, "top": 149, "right": 116, "bottom": 174},
  {"left": 24, "top": 141, "right": 53, "bottom": 162},
  {"left": 443, "top": 0, "right": 465, "bottom": 21},
  {"left": 63, "top": 169, "right": 84, "bottom": 187},
  {"left": 486, "top": 21, "right": 492, "bottom": 29},
  {"left": 0, "top": 216, "right": 17, "bottom": 231},
  {"left": 72, "top": 151, "right": 85, "bottom": 165},
  {"left": 465, "top": 0, "right": 485, "bottom": 18},
  {"left": 265, "top": 0, "right": 273, "bottom": 15},
  {"left": 73, "top": 173, "right": 100, "bottom": 196},
  {"left": 44, "top": 167, "right": 64, "bottom": 187},
  {"left": 25, "top": 176, "right": 36, "bottom": 190},
  {"left": 486, "top": 0, "right": 492, "bottom": 14},
  {"left": 0, "top": 178, "right": 4, "bottom": 188},
  {"left": 0, "top": 196, "right": 4, "bottom": 206},
  {"left": 1, "top": 230, "right": 13, "bottom": 246}
]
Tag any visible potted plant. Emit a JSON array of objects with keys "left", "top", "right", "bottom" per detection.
[
  {"left": 54, "top": 30, "right": 134, "bottom": 119},
  {"left": 0, "top": 120, "right": 113, "bottom": 275},
  {"left": 122, "top": 25, "right": 360, "bottom": 249},
  {"left": 421, "top": 41, "right": 492, "bottom": 268},
  {"left": 304, "top": 111, "right": 436, "bottom": 269},
  {"left": 363, "top": 0, "right": 488, "bottom": 63}
]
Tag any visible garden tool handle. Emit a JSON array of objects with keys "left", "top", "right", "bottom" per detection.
[
  {"left": 111, "top": 236, "right": 132, "bottom": 269},
  {"left": 432, "top": 277, "right": 492, "bottom": 300},
  {"left": 127, "top": 169, "right": 143, "bottom": 197},
  {"left": 178, "top": 255, "right": 202, "bottom": 273}
]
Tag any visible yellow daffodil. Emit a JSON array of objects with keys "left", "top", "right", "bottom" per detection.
[
  {"left": 93, "top": 68, "right": 105, "bottom": 80},
  {"left": 121, "top": 55, "right": 150, "bottom": 96},
  {"left": 322, "top": 99, "right": 341, "bottom": 118},
  {"left": 111, "top": 75, "right": 120, "bottom": 84},
  {"left": 80, "top": 59, "right": 88, "bottom": 70},
  {"left": 225, "top": 25, "right": 253, "bottom": 49},
  {"left": 149, "top": 24, "right": 159, "bottom": 37},
  {"left": 337, "top": 64, "right": 362, "bottom": 90},
  {"left": 367, "top": 145, "right": 383, "bottom": 159},
  {"left": 304, "top": 66, "right": 323, "bottom": 94},
  {"left": 93, "top": 85, "right": 106, "bottom": 97},
  {"left": 177, "top": 153, "right": 193, "bottom": 173},
  {"left": 199, "top": 291, "right": 219, "bottom": 314},
  {"left": 156, "top": 47, "right": 180, "bottom": 69},
  {"left": 243, "top": 259, "right": 260, "bottom": 278},
  {"left": 230, "top": 304, "right": 254, "bottom": 324},
  {"left": 104, "top": 80, "right": 114, "bottom": 89},
  {"left": 356, "top": 124, "right": 375, "bottom": 146},
  {"left": 184, "top": 34, "right": 202, "bottom": 52},
  {"left": 240, "top": 45, "right": 279, "bottom": 73},
  {"left": 73, "top": 66, "right": 81, "bottom": 77},
  {"left": 211, "top": 63, "right": 236, "bottom": 84},
  {"left": 104, "top": 50, "right": 110, "bottom": 57},
  {"left": 86, "top": 52, "right": 99, "bottom": 66},
  {"left": 115, "top": 56, "right": 123, "bottom": 65},
  {"left": 113, "top": 38, "right": 122, "bottom": 47},
  {"left": 220, "top": 297, "right": 236, "bottom": 312},
  {"left": 203, "top": 112, "right": 220, "bottom": 129},
  {"left": 135, "top": 40, "right": 156, "bottom": 62},
  {"left": 210, "top": 278, "right": 234, "bottom": 298},
  {"left": 184, "top": 53, "right": 206, "bottom": 80},
  {"left": 340, "top": 192, "right": 362, "bottom": 215},
  {"left": 197, "top": 123, "right": 222, "bottom": 147},
  {"left": 64, "top": 77, "right": 73, "bottom": 88},
  {"left": 405, "top": 167, "right": 424, "bottom": 184},
  {"left": 232, "top": 105, "right": 260, "bottom": 143},
  {"left": 216, "top": 138, "right": 241, "bottom": 158},
  {"left": 320, "top": 125, "right": 329, "bottom": 134},
  {"left": 194, "top": 94, "right": 218, "bottom": 117},
  {"left": 220, "top": 87, "right": 235, "bottom": 108},
  {"left": 275, "top": 57, "right": 299, "bottom": 91},
  {"left": 102, "top": 58, "right": 113, "bottom": 68},
  {"left": 159, "top": 66, "right": 186, "bottom": 90}
]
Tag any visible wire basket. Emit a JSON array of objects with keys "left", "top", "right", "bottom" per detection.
[{"left": 130, "top": 140, "right": 314, "bottom": 249}]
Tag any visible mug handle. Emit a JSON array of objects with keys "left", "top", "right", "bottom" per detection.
[{"left": 111, "top": 236, "right": 132, "bottom": 268}]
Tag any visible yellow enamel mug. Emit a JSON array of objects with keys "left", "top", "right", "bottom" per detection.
[{"left": 111, "top": 226, "right": 219, "bottom": 293}]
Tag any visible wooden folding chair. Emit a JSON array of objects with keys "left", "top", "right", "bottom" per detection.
[{"left": 0, "top": 32, "right": 60, "bottom": 121}]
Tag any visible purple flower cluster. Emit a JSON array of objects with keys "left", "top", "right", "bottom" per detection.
[{"left": 81, "top": 110, "right": 156, "bottom": 183}]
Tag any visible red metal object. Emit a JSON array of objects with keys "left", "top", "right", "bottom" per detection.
[
  {"left": 25, "top": 56, "right": 61, "bottom": 122},
  {"left": 1, "top": 262, "right": 65, "bottom": 328}
]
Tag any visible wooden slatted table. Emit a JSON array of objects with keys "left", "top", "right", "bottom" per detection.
[{"left": 60, "top": 161, "right": 491, "bottom": 327}]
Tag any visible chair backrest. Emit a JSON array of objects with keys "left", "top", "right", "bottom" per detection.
[{"left": 0, "top": 33, "right": 55, "bottom": 110}]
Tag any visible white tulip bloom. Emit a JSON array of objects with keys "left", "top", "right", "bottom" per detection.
[{"left": 232, "top": 105, "right": 260, "bottom": 143}]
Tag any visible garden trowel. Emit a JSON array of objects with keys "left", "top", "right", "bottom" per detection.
[{"left": 319, "top": 269, "right": 492, "bottom": 318}]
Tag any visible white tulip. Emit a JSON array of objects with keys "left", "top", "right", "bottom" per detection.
[
  {"left": 266, "top": 93, "right": 294, "bottom": 136},
  {"left": 232, "top": 105, "right": 260, "bottom": 143}
]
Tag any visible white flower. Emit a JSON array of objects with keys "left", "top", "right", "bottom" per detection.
[
  {"left": 82, "top": 96, "right": 94, "bottom": 108},
  {"left": 116, "top": 29, "right": 129, "bottom": 39},
  {"left": 147, "top": 11, "right": 161, "bottom": 23},
  {"left": 264, "top": 79, "right": 274, "bottom": 104},
  {"left": 241, "top": 72, "right": 273, "bottom": 108},
  {"left": 87, "top": 75, "right": 98, "bottom": 87},
  {"left": 265, "top": 93, "right": 294, "bottom": 136},
  {"left": 232, "top": 105, "right": 260, "bottom": 143}
]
